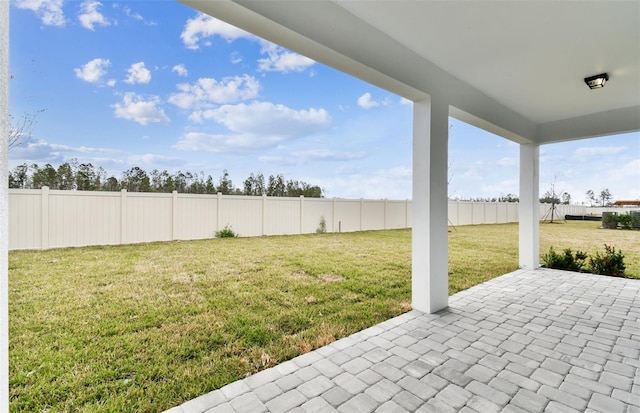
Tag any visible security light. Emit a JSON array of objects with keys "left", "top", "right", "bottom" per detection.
[{"left": 584, "top": 73, "right": 609, "bottom": 89}]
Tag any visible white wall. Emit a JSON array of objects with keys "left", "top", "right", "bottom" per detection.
[{"left": 8, "top": 188, "right": 588, "bottom": 250}]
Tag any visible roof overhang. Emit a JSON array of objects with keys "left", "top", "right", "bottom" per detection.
[{"left": 179, "top": 0, "right": 640, "bottom": 145}]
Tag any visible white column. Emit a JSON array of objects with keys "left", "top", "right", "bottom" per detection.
[
  {"left": 519, "top": 143, "right": 540, "bottom": 269},
  {"left": 0, "top": 1, "right": 9, "bottom": 409},
  {"left": 412, "top": 97, "right": 449, "bottom": 314}
]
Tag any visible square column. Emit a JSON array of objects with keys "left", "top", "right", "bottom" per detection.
[
  {"left": 0, "top": 1, "right": 8, "bottom": 409},
  {"left": 412, "top": 98, "right": 449, "bottom": 314},
  {"left": 519, "top": 143, "right": 540, "bottom": 269}
]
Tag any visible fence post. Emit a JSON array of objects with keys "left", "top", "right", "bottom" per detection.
[
  {"left": 332, "top": 197, "right": 336, "bottom": 233},
  {"left": 262, "top": 194, "right": 267, "bottom": 236},
  {"left": 299, "top": 195, "right": 304, "bottom": 234},
  {"left": 120, "top": 189, "right": 127, "bottom": 245},
  {"left": 171, "top": 191, "right": 178, "bottom": 241},
  {"left": 40, "top": 186, "right": 49, "bottom": 250},
  {"left": 384, "top": 199, "right": 388, "bottom": 229},
  {"left": 217, "top": 192, "right": 222, "bottom": 232},
  {"left": 406, "top": 199, "right": 409, "bottom": 228}
]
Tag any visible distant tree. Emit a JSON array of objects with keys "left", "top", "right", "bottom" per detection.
[
  {"left": 599, "top": 188, "right": 613, "bottom": 207},
  {"left": 585, "top": 190, "right": 596, "bottom": 207},
  {"left": 31, "top": 163, "right": 58, "bottom": 189},
  {"left": 121, "top": 167, "right": 151, "bottom": 192},
  {"left": 243, "top": 172, "right": 266, "bottom": 196},
  {"left": 103, "top": 176, "right": 120, "bottom": 192},
  {"left": 75, "top": 163, "right": 99, "bottom": 191},
  {"left": 561, "top": 192, "right": 571, "bottom": 205},
  {"left": 205, "top": 175, "right": 216, "bottom": 194},
  {"left": 498, "top": 193, "right": 519, "bottom": 202},
  {"left": 57, "top": 162, "right": 76, "bottom": 190},
  {"left": 267, "top": 174, "right": 286, "bottom": 197},
  {"left": 218, "top": 169, "right": 234, "bottom": 194},
  {"left": 9, "top": 164, "right": 30, "bottom": 188}
]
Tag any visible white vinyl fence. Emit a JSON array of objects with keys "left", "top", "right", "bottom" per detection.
[{"left": 8, "top": 188, "right": 587, "bottom": 250}]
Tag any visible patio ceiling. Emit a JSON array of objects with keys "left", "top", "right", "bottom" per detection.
[{"left": 180, "top": 0, "right": 640, "bottom": 145}]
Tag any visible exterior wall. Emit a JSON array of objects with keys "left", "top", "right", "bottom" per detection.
[
  {"left": 586, "top": 207, "right": 640, "bottom": 215},
  {"left": 8, "top": 188, "right": 588, "bottom": 250}
]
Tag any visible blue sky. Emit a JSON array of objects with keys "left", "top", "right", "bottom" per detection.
[{"left": 10, "top": 0, "right": 640, "bottom": 202}]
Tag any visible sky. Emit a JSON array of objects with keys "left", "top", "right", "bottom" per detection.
[{"left": 9, "top": 0, "right": 640, "bottom": 202}]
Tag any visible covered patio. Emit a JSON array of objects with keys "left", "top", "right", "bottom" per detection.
[{"left": 166, "top": 268, "right": 640, "bottom": 412}]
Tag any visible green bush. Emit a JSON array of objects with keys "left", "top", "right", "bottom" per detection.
[
  {"left": 215, "top": 225, "right": 238, "bottom": 238},
  {"left": 316, "top": 215, "right": 327, "bottom": 234},
  {"left": 617, "top": 214, "right": 633, "bottom": 230},
  {"left": 588, "top": 244, "right": 625, "bottom": 277},
  {"left": 543, "top": 244, "right": 626, "bottom": 277},
  {"left": 542, "top": 247, "right": 587, "bottom": 272}
]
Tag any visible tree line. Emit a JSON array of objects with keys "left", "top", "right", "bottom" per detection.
[{"left": 8, "top": 161, "right": 324, "bottom": 198}]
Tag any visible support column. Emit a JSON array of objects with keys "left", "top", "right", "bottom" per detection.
[
  {"left": 519, "top": 143, "right": 540, "bottom": 269},
  {"left": 412, "top": 97, "right": 449, "bottom": 314},
  {"left": 0, "top": 1, "right": 9, "bottom": 409}
]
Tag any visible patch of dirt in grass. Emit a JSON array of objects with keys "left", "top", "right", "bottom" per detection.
[
  {"left": 172, "top": 272, "right": 198, "bottom": 284},
  {"left": 319, "top": 274, "right": 344, "bottom": 283}
]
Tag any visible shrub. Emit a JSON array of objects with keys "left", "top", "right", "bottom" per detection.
[
  {"left": 316, "top": 215, "right": 327, "bottom": 234},
  {"left": 215, "top": 225, "right": 238, "bottom": 238},
  {"left": 542, "top": 247, "right": 587, "bottom": 272},
  {"left": 588, "top": 244, "right": 625, "bottom": 277},
  {"left": 617, "top": 214, "right": 633, "bottom": 230}
]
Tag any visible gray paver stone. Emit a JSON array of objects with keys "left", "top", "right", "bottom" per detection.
[
  {"left": 364, "top": 379, "right": 402, "bottom": 403},
  {"left": 415, "top": 398, "right": 457, "bottom": 413},
  {"left": 374, "top": 400, "right": 407, "bottom": 413},
  {"left": 465, "top": 380, "right": 510, "bottom": 406},
  {"left": 254, "top": 382, "right": 283, "bottom": 403},
  {"left": 321, "top": 387, "right": 351, "bottom": 408},
  {"left": 342, "top": 357, "right": 373, "bottom": 375},
  {"left": 314, "top": 359, "right": 344, "bottom": 378},
  {"left": 275, "top": 373, "right": 303, "bottom": 392},
  {"left": 296, "top": 366, "right": 322, "bottom": 382},
  {"left": 511, "top": 389, "right": 549, "bottom": 413},
  {"left": 396, "top": 376, "right": 437, "bottom": 400},
  {"left": 229, "top": 392, "right": 266, "bottom": 413},
  {"left": 530, "top": 367, "right": 564, "bottom": 387},
  {"left": 588, "top": 393, "right": 627, "bottom": 413},
  {"left": 466, "top": 364, "right": 498, "bottom": 383},
  {"left": 436, "top": 384, "right": 472, "bottom": 409},
  {"left": 301, "top": 397, "right": 337, "bottom": 413},
  {"left": 181, "top": 390, "right": 227, "bottom": 413},
  {"left": 544, "top": 401, "right": 582, "bottom": 413},
  {"left": 402, "top": 359, "right": 432, "bottom": 378},
  {"left": 356, "top": 369, "right": 384, "bottom": 385},
  {"left": 599, "top": 371, "right": 632, "bottom": 391},
  {"left": 333, "top": 372, "right": 368, "bottom": 395},
  {"left": 265, "top": 389, "right": 307, "bottom": 413},
  {"left": 392, "top": 390, "right": 423, "bottom": 411},
  {"left": 538, "top": 384, "right": 588, "bottom": 411},
  {"left": 299, "top": 376, "right": 335, "bottom": 398},
  {"left": 337, "top": 393, "right": 378, "bottom": 413},
  {"left": 465, "top": 395, "right": 501, "bottom": 413}
]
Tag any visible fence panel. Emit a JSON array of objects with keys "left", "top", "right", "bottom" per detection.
[
  {"left": 264, "top": 197, "right": 301, "bottom": 235},
  {"left": 386, "top": 200, "right": 410, "bottom": 229},
  {"left": 302, "top": 198, "right": 334, "bottom": 233},
  {"left": 48, "top": 191, "right": 121, "bottom": 248},
  {"left": 8, "top": 190, "right": 41, "bottom": 250},
  {"left": 334, "top": 199, "right": 362, "bottom": 232},
  {"left": 124, "top": 192, "right": 172, "bottom": 244},
  {"left": 218, "top": 196, "right": 263, "bottom": 237},
  {"left": 174, "top": 194, "right": 218, "bottom": 240},
  {"left": 362, "top": 200, "right": 385, "bottom": 230}
]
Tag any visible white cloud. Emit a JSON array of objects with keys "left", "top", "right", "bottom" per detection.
[
  {"left": 125, "top": 62, "right": 151, "bottom": 84},
  {"left": 180, "top": 13, "right": 254, "bottom": 49},
  {"left": 291, "top": 149, "right": 367, "bottom": 162},
  {"left": 168, "top": 75, "right": 261, "bottom": 110},
  {"left": 172, "top": 64, "right": 188, "bottom": 77},
  {"left": 173, "top": 132, "right": 287, "bottom": 154},
  {"left": 357, "top": 93, "right": 382, "bottom": 109},
  {"left": 15, "top": 0, "right": 66, "bottom": 26},
  {"left": 112, "top": 93, "right": 169, "bottom": 125},
  {"left": 195, "top": 101, "right": 331, "bottom": 137},
  {"left": 257, "top": 41, "right": 315, "bottom": 73},
  {"left": 74, "top": 58, "right": 112, "bottom": 84},
  {"left": 572, "top": 146, "right": 626, "bottom": 161},
  {"left": 78, "top": 1, "right": 110, "bottom": 31},
  {"left": 230, "top": 52, "right": 243, "bottom": 64},
  {"left": 313, "top": 166, "right": 413, "bottom": 199},
  {"left": 497, "top": 157, "right": 517, "bottom": 167},
  {"left": 175, "top": 102, "right": 331, "bottom": 155}
]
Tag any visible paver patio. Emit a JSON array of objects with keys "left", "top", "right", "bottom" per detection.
[{"left": 165, "top": 268, "right": 640, "bottom": 413}]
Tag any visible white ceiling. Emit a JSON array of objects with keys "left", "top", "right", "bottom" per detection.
[{"left": 180, "top": 0, "right": 640, "bottom": 145}]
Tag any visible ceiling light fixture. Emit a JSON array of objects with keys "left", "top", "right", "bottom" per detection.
[{"left": 584, "top": 73, "right": 609, "bottom": 89}]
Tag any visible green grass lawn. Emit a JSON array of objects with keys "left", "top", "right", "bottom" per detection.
[{"left": 9, "top": 221, "right": 638, "bottom": 412}]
